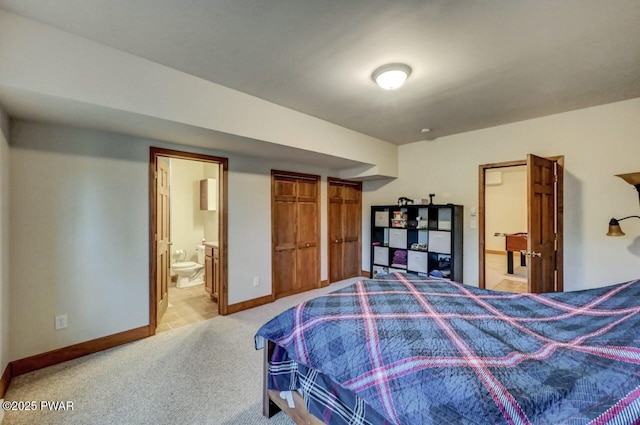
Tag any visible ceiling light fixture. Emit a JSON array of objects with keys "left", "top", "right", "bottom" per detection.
[{"left": 371, "top": 63, "right": 412, "bottom": 90}]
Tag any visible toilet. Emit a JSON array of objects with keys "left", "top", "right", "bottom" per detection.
[{"left": 171, "top": 245, "right": 205, "bottom": 288}]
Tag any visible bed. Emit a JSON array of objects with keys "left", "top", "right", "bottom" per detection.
[{"left": 255, "top": 273, "right": 640, "bottom": 424}]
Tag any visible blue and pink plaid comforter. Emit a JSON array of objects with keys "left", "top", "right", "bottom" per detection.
[{"left": 256, "top": 273, "right": 640, "bottom": 424}]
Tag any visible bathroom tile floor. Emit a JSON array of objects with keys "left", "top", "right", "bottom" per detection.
[{"left": 157, "top": 284, "right": 218, "bottom": 333}]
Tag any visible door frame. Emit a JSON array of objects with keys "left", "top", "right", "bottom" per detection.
[
  {"left": 327, "top": 177, "right": 362, "bottom": 284},
  {"left": 149, "top": 147, "right": 229, "bottom": 333},
  {"left": 478, "top": 156, "right": 563, "bottom": 292},
  {"left": 155, "top": 157, "right": 171, "bottom": 325}
]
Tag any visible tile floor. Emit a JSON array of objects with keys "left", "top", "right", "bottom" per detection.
[
  {"left": 485, "top": 253, "right": 528, "bottom": 293},
  {"left": 157, "top": 283, "right": 218, "bottom": 333}
]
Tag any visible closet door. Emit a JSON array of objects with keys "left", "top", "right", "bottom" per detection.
[
  {"left": 328, "top": 184, "right": 344, "bottom": 282},
  {"left": 328, "top": 178, "right": 362, "bottom": 283},
  {"left": 273, "top": 176, "right": 297, "bottom": 296},
  {"left": 272, "top": 171, "right": 320, "bottom": 298},
  {"left": 296, "top": 180, "right": 319, "bottom": 290},
  {"left": 342, "top": 183, "right": 361, "bottom": 278}
]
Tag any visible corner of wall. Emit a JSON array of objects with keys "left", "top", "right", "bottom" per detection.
[
  {"left": 0, "top": 107, "right": 8, "bottom": 142},
  {"left": 0, "top": 105, "right": 10, "bottom": 397}
]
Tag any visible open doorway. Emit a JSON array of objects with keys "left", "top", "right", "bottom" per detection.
[
  {"left": 149, "top": 147, "right": 228, "bottom": 334},
  {"left": 479, "top": 155, "right": 564, "bottom": 293},
  {"left": 483, "top": 165, "right": 528, "bottom": 293}
]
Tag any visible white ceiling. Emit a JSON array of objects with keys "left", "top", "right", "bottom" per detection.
[{"left": 1, "top": 0, "right": 640, "bottom": 144}]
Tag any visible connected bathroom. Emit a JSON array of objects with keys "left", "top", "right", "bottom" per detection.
[{"left": 157, "top": 156, "right": 221, "bottom": 332}]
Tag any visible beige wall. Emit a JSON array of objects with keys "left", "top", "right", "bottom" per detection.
[
  {"left": 8, "top": 120, "right": 331, "bottom": 360},
  {"left": 6, "top": 98, "right": 640, "bottom": 362},
  {"left": 168, "top": 157, "right": 207, "bottom": 263},
  {"left": 203, "top": 163, "right": 220, "bottom": 244},
  {"left": 485, "top": 166, "right": 527, "bottom": 251},
  {"left": 9, "top": 122, "right": 150, "bottom": 361},
  {"left": 364, "top": 97, "right": 640, "bottom": 290},
  {"left": 0, "top": 106, "right": 9, "bottom": 399},
  {"left": 0, "top": 10, "right": 398, "bottom": 179}
]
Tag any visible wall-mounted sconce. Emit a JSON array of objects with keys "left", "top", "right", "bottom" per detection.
[
  {"left": 607, "top": 216, "right": 640, "bottom": 236},
  {"left": 616, "top": 172, "right": 640, "bottom": 207},
  {"left": 606, "top": 172, "right": 640, "bottom": 236},
  {"left": 200, "top": 178, "right": 217, "bottom": 211}
]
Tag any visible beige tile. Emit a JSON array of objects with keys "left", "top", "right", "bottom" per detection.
[
  {"left": 159, "top": 312, "right": 179, "bottom": 323},
  {"left": 167, "top": 319, "right": 189, "bottom": 329},
  {"left": 157, "top": 284, "right": 218, "bottom": 333},
  {"left": 156, "top": 323, "right": 172, "bottom": 333}
]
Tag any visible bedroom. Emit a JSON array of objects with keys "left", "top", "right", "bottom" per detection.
[{"left": 1, "top": 1, "right": 640, "bottom": 424}]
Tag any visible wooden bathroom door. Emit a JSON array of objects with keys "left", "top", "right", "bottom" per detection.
[{"left": 156, "top": 158, "right": 170, "bottom": 324}]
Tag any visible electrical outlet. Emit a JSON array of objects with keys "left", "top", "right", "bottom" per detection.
[
  {"left": 253, "top": 276, "right": 260, "bottom": 287},
  {"left": 55, "top": 314, "right": 68, "bottom": 330}
]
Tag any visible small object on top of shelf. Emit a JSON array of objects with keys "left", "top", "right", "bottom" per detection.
[
  {"left": 429, "top": 193, "right": 436, "bottom": 205},
  {"left": 397, "top": 196, "right": 413, "bottom": 206},
  {"left": 413, "top": 198, "right": 430, "bottom": 205}
]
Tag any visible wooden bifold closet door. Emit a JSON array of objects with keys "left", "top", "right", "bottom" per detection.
[
  {"left": 272, "top": 171, "right": 320, "bottom": 299},
  {"left": 328, "top": 178, "right": 362, "bottom": 283}
]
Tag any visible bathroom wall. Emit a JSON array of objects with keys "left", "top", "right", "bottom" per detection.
[
  {"left": 485, "top": 166, "right": 527, "bottom": 252},
  {"left": 203, "top": 163, "right": 220, "bottom": 244},
  {"left": 168, "top": 157, "right": 207, "bottom": 263}
]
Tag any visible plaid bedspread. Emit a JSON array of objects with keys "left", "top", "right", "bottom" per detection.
[{"left": 255, "top": 273, "right": 640, "bottom": 425}]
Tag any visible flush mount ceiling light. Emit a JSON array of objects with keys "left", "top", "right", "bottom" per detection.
[{"left": 371, "top": 63, "right": 412, "bottom": 90}]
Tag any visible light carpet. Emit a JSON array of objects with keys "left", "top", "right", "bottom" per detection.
[{"left": 2, "top": 278, "right": 361, "bottom": 425}]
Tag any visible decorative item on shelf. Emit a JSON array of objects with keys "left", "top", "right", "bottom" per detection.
[
  {"left": 391, "top": 249, "right": 408, "bottom": 267},
  {"left": 391, "top": 210, "right": 408, "bottom": 228},
  {"left": 397, "top": 196, "right": 413, "bottom": 206},
  {"left": 411, "top": 243, "right": 428, "bottom": 251},
  {"left": 429, "top": 193, "right": 436, "bottom": 205},
  {"left": 413, "top": 198, "right": 430, "bottom": 205},
  {"left": 606, "top": 172, "right": 640, "bottom": 236},
  {"left": 607, "top": 216, "right": 640, "bottom": 236},
  {"left": 416, "top": 216, "right": 429, "bottom": 229}
]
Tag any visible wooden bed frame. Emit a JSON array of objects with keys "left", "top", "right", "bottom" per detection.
[{"left": 263, "top": 340, "right": 325, "bottom": 425}]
